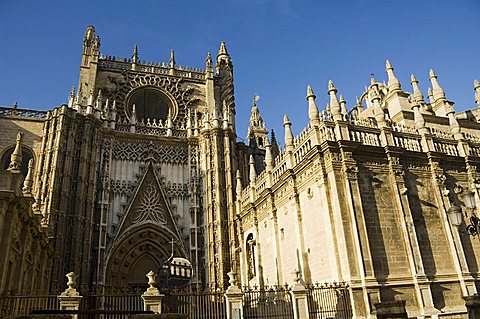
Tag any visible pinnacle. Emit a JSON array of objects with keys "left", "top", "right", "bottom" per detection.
[
  {"left": 218, "top": 41, "right": 228, "bottom": 55},
  {"left": 474, "top": 79, "right": 480, "bottom": 88},
  {"left": 283, "top": 114, "right": 290, "bottom": 125},
  {"left": 306, "top": 85, "right": 316, "bottom": 99},
  {"left": 411, "top": 74, "right": 417, "bottom": 83},
  {"left": 340, "top": 95, "right": 345, "bottom": 103},
  {"left": 206, "top": 52, "right": 212, "bottom": 62},
  {"left": 429, "top": 69, "right": 436, "bottom": 78},
  {"left": 386, "top": 59, "right": 392, "bottom": 70},
  {"left": 249, "top": 154, "right": 255, "bottom": 165}
]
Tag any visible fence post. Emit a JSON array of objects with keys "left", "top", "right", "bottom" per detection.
[
  {"left": 225, "top": 271, "right": 244, "bottom": 319},
  {"left": 464, "top": 294, "right": 480, "bottom": 319},
  {"left": 290, "top": 270, "right": 310, "bottom": 319},
  {"left": 57, "top": 272, "right": 82, "bottom": 319},
  {"left": 141, "top": 271, "right": 164, "bottom": 313}
]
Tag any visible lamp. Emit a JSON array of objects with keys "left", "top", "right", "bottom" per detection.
[
  {"left": 447, "top": 204, "right": 463, "bottom": 227},
  {"left": 447, "top": 191, "right": 480, "bottom": 237},
  {"left": 462, "top": 189, "right": 476, "bottom": 209}
]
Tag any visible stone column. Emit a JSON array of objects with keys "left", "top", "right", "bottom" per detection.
[
  {"left": 141, "top": 271, "right": 164, "bottom": 313},
  {"left": 374, "top": 300, "right": 408, "bottom": 319},
  {"left": 225, "top": 271, "right": 244, "bottom": 319},
  {"left": 464, "top": 295, "right": 480, "bottom": 319},
  {"left": 290, "top": 271, "right": 310, "bottom": 319},
  {"left": 57, "top": 272, "right": 82, "bottom": 319}
]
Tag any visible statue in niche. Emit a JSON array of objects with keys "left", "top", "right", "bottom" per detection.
[{"left": 246, "top": 233, "right": 256, "bottom": 280}]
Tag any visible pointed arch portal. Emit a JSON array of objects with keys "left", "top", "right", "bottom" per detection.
[
  {"left": 104, "top": 223, "right": 184, "bottom": 287},
  {"left": 104, "top": 162, "right": 186, "bottom": 288}
]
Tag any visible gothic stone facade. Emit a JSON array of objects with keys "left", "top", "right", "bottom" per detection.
[{"left": 1, "top": 26, "right": 480, "bottom": 318}]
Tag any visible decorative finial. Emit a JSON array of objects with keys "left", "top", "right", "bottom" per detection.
[
  {"left": 474, "top": 79, "right": 480, "bottom": 107},
  {"left": 68, "top": 86, "right": 76, "bottom": 108},
  {"left": 339, "top": 95, "right": 348, "bottom": 116},
  {"left": 385, "top": 59, "right": 401, "bottom": 92},
  {"left": 169, "top": 49, "right": 175, "bottom": 68},
  {"left": 132, "top": 44, "right": 138, "bottom": 64},
  {"left": 236, "top": 170, "right": 242, "bottom": 196},
  {"left": 8, "top": 132, "right": 23, "bottom": 173},
  {"left": 206, "top": 52, "right": 213, "bottom": 73},
  {"left": 249, "top": 155, "right": 257, "bottom": 183},
  {"left": 327, "top": 80, "right": 341, "bottom": 120},
  {"left": 218, "top": 41, "right": 228, "bottom": 56},
  {"left": 265, "top": 138, "right": 273, "bottom": 170},
  {"left": 22, "top": 159, "right": 34, "bottom": 195},
  {"left": 410, "top": 74, "right": 425, "bottom": 105},
  {"left": 283, "top": 114, "right": 294, "bottom": 147},
  {"left": 306, "top": 85, "right": 320, "bottom": 125},
  {"left": 429, "top": 68, "right": 446, "bottom": 102}
]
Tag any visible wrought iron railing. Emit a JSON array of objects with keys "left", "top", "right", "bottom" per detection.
[
  {"left": 162, "top": 289, "right": 226, "bottom": 319},
  {"left": 242, "top": 285, "right": 294, "bottom": 319},
  {"left": 305, "top": 282, "right": 352, "bottom": 319},
  {"left": 0, "top": 294, "right": 59, "bottom": 317}
]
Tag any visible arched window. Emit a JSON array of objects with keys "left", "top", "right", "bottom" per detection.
[
  {"left": 127, "top": 88, "right": 172, "bottom": 122},
  {"left": 0, "top": 147, "right": 34, "bottom": 177}
]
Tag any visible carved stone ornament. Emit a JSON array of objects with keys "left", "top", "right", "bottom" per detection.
[
  {"left": 133, "top": 181, "right": 167, "bottom": 225},
  {"left": 344, "top": 165, "right": 358, "bottom": 180},
  {"left": 105, "top": 73, "right": 198, "bottom": 124},
  {"left": 436, "top": 173, "right": 447, "bottom": 186}
]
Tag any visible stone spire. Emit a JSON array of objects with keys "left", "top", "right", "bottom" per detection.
[
  {"left": 132, "top": 45, "right": 138, "bottom": 64},
  {"left": 447, "top": 102, "right": 462, "bottom": 140},
  {"left": 249, "top": 155, "right": 257, "bottom": 184},
  {"left": 270, "top": 129, "right": 280, "bottom": 159},
  {"left": 283, "top": 114, "right": 294, "bottom": 149},
  {"left": 306, "top": 85, "right": 320, "bottom": 126},
  {"left": 427, "top": 87, "right": 434, "bottom": 103},
  {"left": 22, "top": 159, "right": 34, "bottom": 195},
  {"left": 385, "top": 60, "right": 402, "bottom": 92},
  {"left": 247, "top": 96, "right": 268, "bottom": 148},
  {"left": 235, "top": 170, "right": 242, "bottom": 197},
  {"left": 371, "top": 91, "right": 386, "bottom": 128},
  {"left": 8, "top": 132, "right": 23, "bottom": 173},
  {"left": 429, "top": 69, "right": 446, "bottom": 102},
  {"left": 216, "top": 41, "right": 231, "bottom": 66},
  {"left": 264, "top": 138, "right": 273, "bottom": 171},
  {"left": 328, "top": 80, "right": 342, "bottom": 121},
  {"left": 169, "top": 50, "right": 176, "bottom": 69},
  {"left": 474, "top": 79, "right": 480, "bottom": 107},
  {"left": 339, "top": 95, "right": 348, "bottom": 117},
  {"left": 410, "top": 74, "right": 425, "bottom": 104}
]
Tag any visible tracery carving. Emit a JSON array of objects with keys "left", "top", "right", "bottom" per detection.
[
  {"left": 112, "top": 139, "right": 188, "bottom": 164},
  {"left": 104, "top": 73, "right": 199, "bottom": 124},
  {"left": 133, "top": 181, "right": 167, "bottom": 225}
]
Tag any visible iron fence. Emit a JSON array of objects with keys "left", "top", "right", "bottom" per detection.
[
  {"left": 306, "top": 282, "right": 352, "bottom": 319},
  {"left": 162, "top": 289, "right": 226, "bottom": 319},
  {"left": 0, "top": 294, "right": 59, "bottom": 317},
  {"left": 243, "top": 285, "right": 294, "bottom": 319}
]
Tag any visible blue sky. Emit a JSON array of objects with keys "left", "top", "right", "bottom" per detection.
[{"left": 0, "top": 0, "right": 479, "bottom": 139}]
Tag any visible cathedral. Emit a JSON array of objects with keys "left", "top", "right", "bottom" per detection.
[{"left": 1, "top": 25, "right": 480, "bottom": 318}]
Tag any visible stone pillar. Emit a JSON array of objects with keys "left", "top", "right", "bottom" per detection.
[
  {"left": 290, "top": 271, "right": 310, "bottom": 319},
  {"left": 464, "top": 295, "right": 480, "bottom": 319},
  {"left": 374, "top": 300, "right": 408, "bottom": 319},
  {"left": 57, "top": 272, "right": 82, "bottom": 319},
  {"left": 225, "top": 271, "right": 244, "bottom": 319},
  {"left": 141, "top": 271, "right": 164, "bottom": 313}
]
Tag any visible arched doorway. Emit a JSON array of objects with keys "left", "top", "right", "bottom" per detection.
[{"left": 104, "top": 223, "right": 185, "bottom": 289}]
